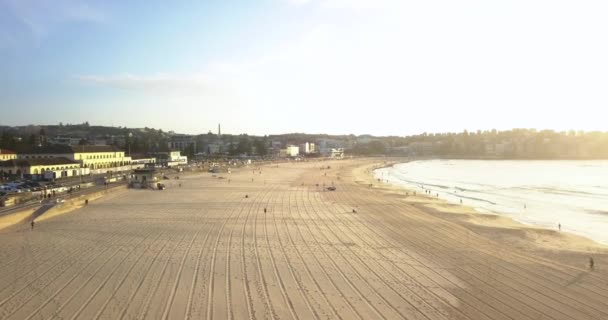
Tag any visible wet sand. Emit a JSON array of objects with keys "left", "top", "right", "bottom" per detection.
[{"left": 0, "top": 159, "right": 606, "bottom": 319}]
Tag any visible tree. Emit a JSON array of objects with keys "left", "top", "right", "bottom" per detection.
[
  {"left": 184, "top": 143, "right": 195, "bottom": 158},
  {"left": 237, "top": 135, "right": 252, "bottom": 155},
  {"left": 0, "top": 131, "right": 17, "bottom": 149},
  {"left": 254, "top": 138, "right": 268, "bottom": 156},
  {"left": 28, "top": 134, "right": 37, "bottom": 146}
]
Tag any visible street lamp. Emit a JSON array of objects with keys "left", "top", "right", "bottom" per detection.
[
  {"left": 128, "top": 132, "right": 133, "bottom": 156},
  {"left": 128, "top": 132, "right": 133, "bottom": 178}
]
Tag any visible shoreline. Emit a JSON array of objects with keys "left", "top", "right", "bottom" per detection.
[{"left": 365, "top": 162, "right": 608, "bottom": 252}]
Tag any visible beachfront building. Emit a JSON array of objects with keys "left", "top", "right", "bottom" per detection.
[
  {"left": 130, "top": 155, "right": 157, "bottom": 167},
  {"left": 74, "top": 146, "right": 132, "bottom": 169},
  {"left": 204, "top": 143, "right": 222, "bottom": 155},
  {"left": 286, "top": 145, "right": 299, "bottom": 157},
  {"left": 0, "top": 149, "right": 17, "bottom": 161},
  {"left": 0, "top": 157, "right": 89, "bottom": 180},
  {"left": 168, "top": 134, "right": 196, "bottom": 152},
  {"left": 278, "top": 145, "right": 300, "bottom": 158},
  {"left": 151, "top": 151, "right": 187, "bottom": 167},
  {"left": 271, "top": 140, "right": 283, "bottom": 154},
  {"left": 329, "top": 148, "right": 345, "bottom": 159},
  {"left": 49, "top": 136, "right": 83, "bottom": 146},
  {"left": 298, "top": 142, "right": 315, "bottom": 155},
  {"left": 17, "top": 145, "right": 132, "bottom": 170},
  {"left": 132, "top": 168, "right": 160, "bottom": 184},
  {"left": 318, "top": 139, "right": 344, "bottom": 155}
]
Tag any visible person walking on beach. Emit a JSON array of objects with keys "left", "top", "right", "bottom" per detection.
[
  {"left": 558, "top": 223, "right": 561, "bottom": 231},
  {"left": 589, "top": 257, "right": 594, "bottom": 270},
  {"left": 30, "top": 220, "right": 35, "bottom": 230}
]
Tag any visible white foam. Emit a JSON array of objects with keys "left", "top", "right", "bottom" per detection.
[{"left": 375, "top": 160, "right": 608, "bottom": 245}]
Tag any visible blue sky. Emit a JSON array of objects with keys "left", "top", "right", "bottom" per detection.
[{"left": 2, "top": 0, "right": 608, "bottom": 135}]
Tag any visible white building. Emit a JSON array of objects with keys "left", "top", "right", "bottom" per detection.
[
  {"left": 0, "top": 157, "right": 90, "bottom": 180},
  {"left": 49, "top": 136, "right": 83, "bottom": 145},
  {"left": 131, "top": 156, "right": 156, "bottom": 166},
  {"left": 286, "top": 145, "right": 299, "bottom": 157},
  {"left": 279, "top": 145, "right": 300, "bottom": 157},
  {"left": 153, "top": 151, "right": 188, "bottom": 167},
  {"left": 18, "top": 145, "right": 132, "bottom": 170},
  {"left": 329, "top": 148, "right": 345, "bottom": 159}
]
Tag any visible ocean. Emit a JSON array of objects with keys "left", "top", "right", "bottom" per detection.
[{"left": 375, "top": 160, "right": 608, "bottom": 245}]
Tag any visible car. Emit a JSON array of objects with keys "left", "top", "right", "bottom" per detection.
[{"left": 326, "top": 186, "right": 336, "bottom": 191}]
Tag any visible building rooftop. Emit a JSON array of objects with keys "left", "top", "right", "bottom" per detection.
[
  {"left": 130, "top": 154, "right": 155, "bottom": 160},
  {"left": 0, "top": 157, "right": 79, "bottom": 167},
  {"left": 19, "top": 145, "right": 124, "bottom": 154},
  {"left": 0, "top": 149, "right": 16, "bottom": 154}
]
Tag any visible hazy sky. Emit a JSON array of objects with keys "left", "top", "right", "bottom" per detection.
[{"left": 1, "top": 0, "right": 607, "bottom": 136}]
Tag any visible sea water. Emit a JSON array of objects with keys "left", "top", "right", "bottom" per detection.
[{"left": 375, "top": 160, "right": 608, "bottom": 245}]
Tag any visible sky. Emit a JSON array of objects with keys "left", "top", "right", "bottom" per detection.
[{"left": 1, "top": 0, "right": 607, "bottom": 136}]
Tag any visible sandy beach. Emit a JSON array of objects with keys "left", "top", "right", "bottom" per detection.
[{"left": 0, "top": 159, "right": 607, "bottom": 319}]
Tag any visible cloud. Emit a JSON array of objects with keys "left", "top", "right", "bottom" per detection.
[
  {"left": 283, "top": 0, "right": 314, "bottom": 5},
  {"left": 284, "top": 0, "right": 402, "bottom": 9},
  {"left": 320, "top": 0, "right": 402, "bottom": 9},
  {"left": 76, "top": 73, "right": 214, "bottom": 92}
]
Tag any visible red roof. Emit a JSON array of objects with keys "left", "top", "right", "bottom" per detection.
[{"left": 0, "top": 149, "right": 16, "bottom": 154}]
